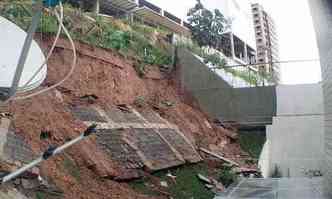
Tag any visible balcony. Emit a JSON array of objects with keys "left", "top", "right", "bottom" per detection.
[
  {"left": 133, "top": 0, "right": 190, "bottom": 36},
  {"left": 102, "top": 0, "right": 138, "bottom": 12}
]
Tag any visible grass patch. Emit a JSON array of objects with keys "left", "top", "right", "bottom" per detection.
[
  {"left": 0, "top": 1, "right": 173, "bottom": 77},
  {"left": 35, "top": 191, "right": 46, "bottom": 199},
  {"left": 238, "top": 131, "right": 266, "bottom": 159},
  {"left": 218, "top": 164, "right": 238, "bottom": 187},
  {"left": 130, "top": 164, "right": 215, "bottom": 199}
]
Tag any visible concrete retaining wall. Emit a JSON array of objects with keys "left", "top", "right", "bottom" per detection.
[
  {"left": 266, "top": 84, "right": 325, "bottom": 178},
  {"left": 276, "top": 84, "right": 324, "bottom": 116},
  {"left": 176, "top": 48, "right": 276, "bottom": 125}
]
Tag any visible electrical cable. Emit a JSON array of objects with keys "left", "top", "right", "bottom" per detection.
[
  {"left": 22, "top": 2, "right": 64, "bottom": 88},
  {"left": 13, "top": 7, "right": 77, "bottom": 101}
]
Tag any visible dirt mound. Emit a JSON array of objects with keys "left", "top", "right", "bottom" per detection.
[{"left": 5, "top": 36, "right": 246, "bottom": 198}]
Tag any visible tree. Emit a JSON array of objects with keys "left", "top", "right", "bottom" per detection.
[{"left": 187, "top": 0, "right": 229, "bottom": 48}]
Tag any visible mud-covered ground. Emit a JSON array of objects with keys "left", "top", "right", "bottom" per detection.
[{"left": 4, "top": 36, "right": 251, "bottom": 199}]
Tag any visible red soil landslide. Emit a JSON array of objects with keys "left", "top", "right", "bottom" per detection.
[{"left": 5, "top": 36, "right": 248, "bottom": 199}]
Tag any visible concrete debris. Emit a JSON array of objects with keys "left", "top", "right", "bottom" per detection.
[
  {"left": 198, "top": 174, "right": 225, "bottom": 193},
  {"left": 166, "top": 172, "right": 177, "bottom": 184},
  {"left": 200, "top": 148, "right": 240, "bottom": 167},
  {"left": 117, "top": 104, "right": 132, "bottom": 113},
  {"left": 205, "top": 184, "right": 214, "bottom": 189},
  {"left": 80, "top": 94, "right": 99, "bottom": 104},
  {"left": 21, "top": 179, "right": 39, "bottom": 190},
  {"left": 197, "top": 174, "right": 212, "bottom": 184},
  {"left": 54, "top": 89, "right": 64, "bottom": 103},
  {"left": 0, "top": 188, "right": 29, "bottom": 199},
  {"left": 160, "top": 181, "right": 168, "bottom": 187}
]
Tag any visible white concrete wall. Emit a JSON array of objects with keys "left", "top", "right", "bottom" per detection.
[
  {"left": 264, "top": 84, "right": 325, "bottom": 177},
  {"left": 276, "top": 84, "right": 324, "bottom": 116}
]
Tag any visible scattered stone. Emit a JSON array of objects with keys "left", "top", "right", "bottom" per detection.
[
  {"left": 117, "top": 104, "right": 132, "bottom": 113},
  {"left": 204, "top": 120, "right": 212, "bottom": 129},
  {"left": 80, "top": 94, "right": 98, "bottom": 104},
  {"left": 197, "top": 174, "right": 211, "bottom": 184},
  {"left": 21, "top": 179, "right": 39, "bottom": 190},
  {"left": 160, "top": 181, "right": 168, "bottom": 187},
  {"left": 205, "top": 184, "right": 214, "bottom": 189},
  {"left": 13, "top": 178, "right": 21, "bottom": 186},
  {"left": 211, "top": 179, "right": 225, "bottom": 192},
  {"left": 54, "top": 89, "right": 64, "bottom": 103}
]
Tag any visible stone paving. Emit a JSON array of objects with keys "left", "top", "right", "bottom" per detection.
[{"left": 70, "top": 105, "right": 201, "bottom": 171}]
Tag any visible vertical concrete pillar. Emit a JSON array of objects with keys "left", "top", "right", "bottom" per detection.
[
  {"left": 244, "top": 44, "right": 248, "bottom": 63},
  {"left": 230, "top": 32, "right": 236, "bottom": 60},
  {"left": 308, "top": 0, "right": 332, "bottom": 197},
  {"left": 93, "top": 0, "right": 100, "bottom": 15}
]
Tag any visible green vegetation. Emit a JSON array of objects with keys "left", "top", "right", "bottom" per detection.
[
  {"left": 130, "top": 164, "right": 215, "bottom": 199},
  {"left": 218, "top": 164, "right": 238, "bottom": 187},
  {"left": 187, "top": 0, "right": 229, "bottom": 48},
  {"left": 0, "top": 1, "right": 173, "bottom": 77},
  {"left": 239, "top": 132, "right": 266, "bottom": 160},
  {"left": 130, "top": 163, "right": 240, "bottom": 198},
  {"left": 35, "top": 192, "right": 46, "bottom": 199}
]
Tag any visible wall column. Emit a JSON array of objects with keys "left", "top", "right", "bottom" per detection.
[
  {"left": 230, "top": 32, "right": 236, "bottom": 60},
  {"left": 93, "top": 0, "right": 100, "bottom": 15},
  {"left": 308, "top": 0, "right": 332, "bottom": 197}
]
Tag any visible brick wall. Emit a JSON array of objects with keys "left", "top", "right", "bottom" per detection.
[{"left": 308, "top": 0, "right": 332, "bottom": 197}]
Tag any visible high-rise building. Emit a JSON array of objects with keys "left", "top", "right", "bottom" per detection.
[{"left": 251, "top": 3, "right": 280, "bottom": 78}]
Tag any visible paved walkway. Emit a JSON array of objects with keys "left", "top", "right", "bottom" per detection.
[{"left": 215, "top": 177, "right": 325, "bottom": 199}]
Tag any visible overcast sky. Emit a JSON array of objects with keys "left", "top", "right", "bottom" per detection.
[{"left": 149, "top": 0, "right": 322, "bottom": 85}]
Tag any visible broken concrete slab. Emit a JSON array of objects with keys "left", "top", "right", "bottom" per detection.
[
  {"left": 104, "top": 105, "right": 144, "bottom": 124},
  {"left": 200, "top": 148, "right": 239, "bottom": 167},
  {"left": 157, "top": 128, "right": 201, "bottom": 163},
  {"left": 70, "top": 105, "right": 202, "bottom": 172},
  {"left": 138, "top": 108, "right": 166, "bottom": 124},
  {"left": 0, "top": 118, "right": 35, "bottom": 167},
  {"left": 0, "top": 187, "right": 30, "bottom": 199},
  {"left": 126, "top": 128, "right": 185, "bottom": 171},
  {"left": 69, "top": 105, "right": 107, "bottom": 123},
  {"left": 96, "top": 129, "right": 144, "bottom": 170}
]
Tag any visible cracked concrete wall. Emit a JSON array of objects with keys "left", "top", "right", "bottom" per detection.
[{"left": 308, "top": 0, "right": 332, "bottom": 197}]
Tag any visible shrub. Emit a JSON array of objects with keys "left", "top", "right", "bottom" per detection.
[{"left": 218, "top": 164, "right": 238, "bottom": 187}]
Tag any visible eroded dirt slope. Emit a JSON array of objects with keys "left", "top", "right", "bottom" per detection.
[{"left": 6, "top": 37, "right": 246, "bottom": 199}]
